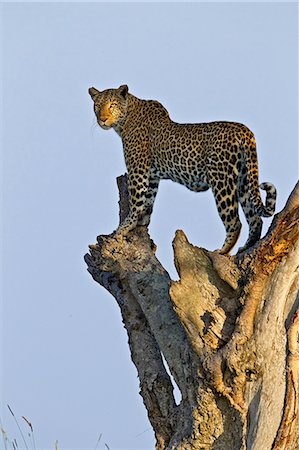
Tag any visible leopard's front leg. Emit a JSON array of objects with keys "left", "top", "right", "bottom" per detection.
[
  {"left": 114, "top": 135, "right": 152, "bottom": 237},
  {"left": 114, "top": 174, "right": 149, "bottom": 236},
  {"left": 138, "top": 170, "right": 160, "bottom": 226}
]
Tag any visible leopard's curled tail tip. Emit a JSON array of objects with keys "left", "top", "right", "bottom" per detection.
[{"left": 259, "top": 182, "right": 277, "bottom": 217}]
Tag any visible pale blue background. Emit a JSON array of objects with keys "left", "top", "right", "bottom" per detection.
[{"left": 1, "top": 2, "right": 298, "bottom": 449}]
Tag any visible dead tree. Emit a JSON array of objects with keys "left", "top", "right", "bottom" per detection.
[{"left": 85, "top": 178, "right": 299, "bottom": 450}]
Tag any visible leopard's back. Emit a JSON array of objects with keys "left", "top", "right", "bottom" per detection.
[{"left": 150, "top": 121, "right": 245, "bottom": 189}]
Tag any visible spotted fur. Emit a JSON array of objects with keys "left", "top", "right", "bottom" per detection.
[{"left": 89, "top": 84, "right": 276, "bottom": 254}]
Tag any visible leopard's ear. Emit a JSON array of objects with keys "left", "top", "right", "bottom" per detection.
[
  {"left": 118, "top": 84, "right": 129, "bottom": 99},
  {"left": 88, "top": 87, "right": 101, "bottom": 100}
]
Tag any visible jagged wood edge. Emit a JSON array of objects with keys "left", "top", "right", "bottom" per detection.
[{"left": 85, "top": 177, "right": 299, "bottom": 449}]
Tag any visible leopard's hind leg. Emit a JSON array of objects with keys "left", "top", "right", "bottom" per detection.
[
  {"left": 237, "top": 175, "right": 262, "bottom": 253},
  {"left": 212, "top": 178, "right": 242, "bottom": 255}
]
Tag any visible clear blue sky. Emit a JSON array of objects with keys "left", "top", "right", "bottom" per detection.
[{"left": 1, "top": 2, "right": 298, "bottom": 449}]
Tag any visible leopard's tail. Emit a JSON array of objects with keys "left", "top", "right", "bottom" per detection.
[
  {"left": 258, "top": 182, "right": 277, "bottom": 217},
  {"left": 240, "top": 133, "right": 277, "bottom": 218}
]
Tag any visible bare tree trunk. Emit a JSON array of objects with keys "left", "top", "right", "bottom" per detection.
[{"left": 85, "top": 178, "right": 299, "bottom": 450}]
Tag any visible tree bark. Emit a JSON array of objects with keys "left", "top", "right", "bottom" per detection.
[{"left": 85, "top": 178, "right": 299, "bottom": 450}]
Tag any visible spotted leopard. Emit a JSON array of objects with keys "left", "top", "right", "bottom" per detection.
[{"left": 89, "top": 84, "right": 276, "bottom": 254}]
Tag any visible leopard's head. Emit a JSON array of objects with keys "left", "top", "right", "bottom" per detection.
[{"left": 89, "top": 85, "right": 129, "bottom": 130}]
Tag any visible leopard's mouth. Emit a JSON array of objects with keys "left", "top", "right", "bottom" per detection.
[{"left": 98, "top": 120, "right": 112, "bottom": 130}]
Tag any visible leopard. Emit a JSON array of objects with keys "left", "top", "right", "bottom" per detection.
[{"left": 89, "top": 84, "right": 276, "bottom": 254}]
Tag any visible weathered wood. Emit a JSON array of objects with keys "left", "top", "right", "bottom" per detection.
[{"left": 85, "top": 180, "right": 299, "bottom": 450}]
